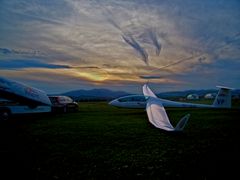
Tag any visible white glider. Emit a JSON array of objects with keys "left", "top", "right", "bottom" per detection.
[
  {"left": 143, "top": 84, "right": 190, "bottom": 131},
  {"left": 109, "top": 84, "right": 233, "bottom": 131},
  {"left": 109, "top": 85, "right": 232, "bottom": 109}
]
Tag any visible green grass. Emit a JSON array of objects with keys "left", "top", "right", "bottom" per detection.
[{"left": 1, "top": 102, "right": 240, "bottom": 179}]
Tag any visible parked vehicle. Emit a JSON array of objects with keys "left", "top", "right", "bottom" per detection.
[
  {"left": 48, "top": 96, "right": 79, "bottom": 113},
  {"left": 0, "top": 98, "right": 51, "bottom": 121},
  {"left": 0, "top": 77, "right": 52, "bottom": 121}
]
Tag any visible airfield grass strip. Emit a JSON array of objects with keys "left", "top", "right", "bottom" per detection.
[{"left": 0, "top": 102, "right": 239, "bottom": 179}]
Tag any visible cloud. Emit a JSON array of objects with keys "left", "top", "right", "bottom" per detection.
[
  {"left": 0, "top": 59, "right": 70, "bottom": 69},
  {"left": 102, "top": 8, "right": 122, "bottom": 31},
  {"left": 122, "top": 34, "right": 149, "bottom": 65},
  {"left": 0, "top": 48, "right": 45, "bottom": 57},
  {"left": 148, "top": 28, "right": 162, "bottom": 56},
  {"left": 139, "top": 75, "right": 162, "bottom": 79},
  {"left": 0, "top": 48, "right": 12, "bottom": 54}
]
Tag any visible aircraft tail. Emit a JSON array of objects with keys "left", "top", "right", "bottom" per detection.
[
  {"left": 213, "top": 86, "right": 232, "bottom": 108},
  {"left": 174, "top": 114, "right": 190, "bottom": 131}
]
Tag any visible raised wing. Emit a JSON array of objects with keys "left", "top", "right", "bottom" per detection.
[
  {"left": 143, "top": 84, "right": 158, "bottom": 98},
  {"left": 143, "top": 84, "right": 190, "bottom": 132},
  {"left": 146, "top": 97, "right": 174, "bottom": 131}
]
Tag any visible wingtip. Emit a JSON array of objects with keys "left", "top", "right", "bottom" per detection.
[{"left": 174, "top": 113, "right": 190, "bottom": 131}]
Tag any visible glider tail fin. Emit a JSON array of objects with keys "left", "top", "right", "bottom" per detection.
[
  {"left": 174, "top": 114, "right": 190, "bottom": 131},
  {"left": 213, "top": 86, "right": 232, "bottom": 108}
]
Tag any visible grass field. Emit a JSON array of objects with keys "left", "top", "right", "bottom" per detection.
[{"left": 1, "top": 102, "right": 240, "bottom": 179}]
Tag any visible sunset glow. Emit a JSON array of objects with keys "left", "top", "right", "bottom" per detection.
[{"left": 0, "top": 0, "right": 239, "bottom": 93}]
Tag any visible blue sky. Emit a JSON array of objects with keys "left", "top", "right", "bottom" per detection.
[{"left": 0, "top": 0, "right": 239, "bottom": 93}]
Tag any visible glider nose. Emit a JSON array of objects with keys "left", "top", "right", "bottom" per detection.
[{"left": 108, "top": 99, "right": 118, "bottom": 107}]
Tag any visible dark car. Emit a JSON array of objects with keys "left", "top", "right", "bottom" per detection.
[{"left": 48, "top": 96, "right": 79, "bottom": 113}]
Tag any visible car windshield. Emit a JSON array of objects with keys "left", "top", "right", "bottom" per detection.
[
  {"left": 49, "top": 97, "right": 58, "bottom": 104},
  {"left": 58, "top": 96, "right": 73, "bottom": 104}
]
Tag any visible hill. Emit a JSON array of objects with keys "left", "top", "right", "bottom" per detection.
[{"left": 62, "top": 89, "right": 130, "bottom": 101}]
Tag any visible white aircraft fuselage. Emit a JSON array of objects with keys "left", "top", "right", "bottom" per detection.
[
  {"left": 109, "top": 85, "right": 232, "bottom": 109},
  {"left": 109, "top": 95, "right": 213, "bottom": 109}
]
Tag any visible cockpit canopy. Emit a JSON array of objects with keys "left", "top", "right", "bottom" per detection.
[{"left": 117, "top": 95, "right": 149, "bottom": 102}]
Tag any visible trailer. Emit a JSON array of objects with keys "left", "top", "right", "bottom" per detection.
[
  {"left": 0, "top": 98, "right": 51, "bottom": 121},
  {"left": 0, "top": 77, "right": 52, "bottom": 121}
]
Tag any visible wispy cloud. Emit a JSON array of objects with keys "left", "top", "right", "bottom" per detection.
[
  {"left": 103, "top": 8, "right": 122, "bottom": 32},
  {"left": 122, "top": 34, "right": 149, "bottom": 65},
  {"left": 0, "top": 59, "right": 70, "bottom": 70},
  {"left": 148, "top": 28, "right": 162, "bottom": 56},
  {"left": 0, "top": 48, "right": 45, "bottom": 57}
]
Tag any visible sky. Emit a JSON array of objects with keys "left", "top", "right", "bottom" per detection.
[{"left": 0, "top": 0, "right": 240, "bottom": 94}]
